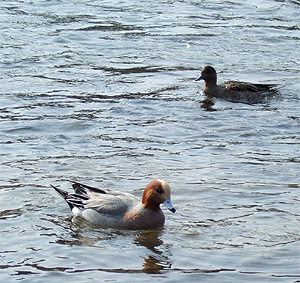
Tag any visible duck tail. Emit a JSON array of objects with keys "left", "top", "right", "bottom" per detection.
[
  {"left": 69, "top": 180, "right": 107, "bottom": 195},
  {"left": 51, "top": 185, "right": 83, "bottom": 210},
  {"left": 51, "top": 184, "right": 69, "bottom": 198},
  {"left": 69, "top": 180, "right": 88, "bottom": 195}
]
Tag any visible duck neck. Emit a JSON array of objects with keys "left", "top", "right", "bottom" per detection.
[
  {"left": 205, "top": 75, "right": 217, "bottom": 88},
  {"left": 142, "top": 191, "right": 161, "bottom": 211}
]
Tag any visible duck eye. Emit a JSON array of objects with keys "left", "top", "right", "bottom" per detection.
[{"left": 156, "top": 188, "right": 162, "bottom": 194}]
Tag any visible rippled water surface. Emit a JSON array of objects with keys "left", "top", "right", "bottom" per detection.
[{"left": 1, "top": 0, "right": 300, "bottom": 282}]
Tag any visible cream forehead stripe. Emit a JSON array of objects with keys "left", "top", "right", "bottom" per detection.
[{"left": 157, "top": 179, "right": 171, "bottom": 198}]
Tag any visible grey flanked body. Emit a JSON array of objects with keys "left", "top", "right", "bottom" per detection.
[{"left": 52, "top": 179, "right": 175, "bottom": 230}]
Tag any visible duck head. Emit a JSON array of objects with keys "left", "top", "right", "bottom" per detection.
[
  {"left": 195, "top": 66, "right": 217, "bottom": 86},
  {"left": 142, "top": 179, "right": 176, "bottom": 213}
]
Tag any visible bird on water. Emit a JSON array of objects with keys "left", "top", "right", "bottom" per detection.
[{"left": 195, "top": 66, "right": 279, "bottom": 104}]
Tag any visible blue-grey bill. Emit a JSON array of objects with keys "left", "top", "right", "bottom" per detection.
[{"left": 163, "top": 198, "right": 176, "bottom": 213}]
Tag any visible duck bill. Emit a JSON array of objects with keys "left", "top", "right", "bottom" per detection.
[
  {"left": 195, "top": 75, "right": 203, "bottom": 81},
  {"left": 163, "top": 198, "right": 176, "bottom": 213}
]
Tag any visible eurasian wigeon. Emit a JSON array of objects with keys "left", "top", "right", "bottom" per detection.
[
  {"left": 51, "top": 179, "right": 176, "bottom": 229},
  {"left": 195, "top": 66, "right": 278, "bottom": 104}
]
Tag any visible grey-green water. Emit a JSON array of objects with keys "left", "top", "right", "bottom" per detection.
[{"left": 1, "top": 0, "right": 299, "bottom": 282}]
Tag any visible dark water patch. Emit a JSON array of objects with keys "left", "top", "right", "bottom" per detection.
[
  {"left": 78, "top": 22, "right": 144, "bottom": 32},
  {"left": 0, "top": 208, "right": 24, "bottom": 220},
  {"left": 67, "top": 266, "right": 236, "bottom": 275}
]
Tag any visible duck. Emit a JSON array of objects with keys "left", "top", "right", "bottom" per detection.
[
  {"left": 51, "top": 179, "right": 176, "bottom": 229},
  {"left": 195, "top": 66, "right": 278, "bottom": 104}
]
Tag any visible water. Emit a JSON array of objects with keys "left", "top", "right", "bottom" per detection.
[{"left": 1, "top": 0, "right": 300, "bottom": 282}]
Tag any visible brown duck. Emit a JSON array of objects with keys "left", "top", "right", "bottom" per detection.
[{"left": 195, "top": 66, "right": 278, "bottom": 104}]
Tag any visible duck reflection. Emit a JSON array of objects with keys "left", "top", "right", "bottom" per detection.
[
  {"left": 53, "top": 216, "right": 172, "bottom": 274},
  {"left": 134, "top": 229, "right": 163, "bottom": 251},
  {"left": 200, "top": 97, "right": 216, "bottom": 111},
  {"left": 134, "top": 229, "right": 172, "bottom": 274}
]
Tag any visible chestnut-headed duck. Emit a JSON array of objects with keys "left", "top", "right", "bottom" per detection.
[
  {"left": 51, "top": 179, "right": 176, "bottom": 229},
  {"left": 195, "top": 66, "right": 278, "bottom": 104}
]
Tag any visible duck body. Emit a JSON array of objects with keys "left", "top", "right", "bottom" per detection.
[
  {"left": 196, "top": 66, "right": 278, "bottom": 104},
  {"left": 51, "top": 179, "right": 175, "bottom": 230}
]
